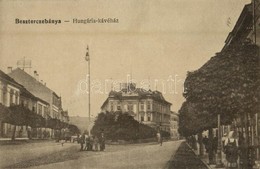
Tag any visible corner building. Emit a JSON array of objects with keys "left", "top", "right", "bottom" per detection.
[{"left": 101, "top": 83, "right": 172, "bottom": 132}]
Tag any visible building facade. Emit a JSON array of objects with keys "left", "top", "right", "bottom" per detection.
[
  {"left": 0, "top": 70, "right": 22, "bottom": 137},
  {"left": 223, "top": 2, "right": 260, "bottom": 49},
  {"left": 0, "top": 69, "right": 53, "bottom": 138},
  {"left": 8, "top": 68, "right": 68, "bottom": 138},
  {"left": 170, "top": 111, "right": 179, "bottom": 140},
  {"left": 222, "top": 1, "right": 260, "bottom": 163},
  {"left": 101, "top": 83, "right": 172, "bottom": 132},
  {"left": 8, "top": 68, "right": 64, "bottom": 121}
]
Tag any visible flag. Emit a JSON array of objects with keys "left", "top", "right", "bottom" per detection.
[{"left": 85, "top": 46, "right": 90, "bottom": 61}]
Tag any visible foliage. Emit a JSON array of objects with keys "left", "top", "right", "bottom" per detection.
[
  {"left": 179, "top": 44, "right": 260, "bottom": 136},
  {"left": 68, "top": 124, "right": 80, "bottom": 134},
  {"left": 0, "top": 104, "right": 80, "bottom": 134},
  {"left": 91, "top": 111, "right": 161, "bottom": 141}
]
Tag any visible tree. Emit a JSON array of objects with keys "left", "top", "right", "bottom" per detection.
[
  {"left": 91, "top": 111, "right": 159, "bottom": 141},
  {"left": 179, "top": 44, "right": 259, "bottom": 136}
]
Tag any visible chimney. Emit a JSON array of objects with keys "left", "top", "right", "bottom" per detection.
[
  {"left": 7, "top": 67, "right": 12, "bottom": 74},
  {"left": 34, "top": 71, "right": 39, "bottom": 81}
]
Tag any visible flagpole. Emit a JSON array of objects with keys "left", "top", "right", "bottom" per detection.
[
  {"left": 85, "top": 46, "right": 91, "bottom": 134},
  {"left": 88, "top": 49, "right": 90, "bottom": 125}
]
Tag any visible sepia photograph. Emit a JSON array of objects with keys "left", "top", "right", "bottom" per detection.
[{"left": 0, "top": 0, "right": 259, "bottom": 168}]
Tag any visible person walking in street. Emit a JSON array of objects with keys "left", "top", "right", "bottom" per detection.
[
  {"left": 159, "top": 131, "right": 163, "bottom": 146},
  {"left": 79, "top": 133, "right": 85, "bottom": 151},
  {"left": 89, "top": 135, "right": 94, "bottom": 151},
  {"left": 84, "top": 134, "right": 90, "bottom": 151},
  {"left": 93, "top": 135, "right": 99, "bottom": 151},
  {"left": 156, "top": 131, "right": 161, "bottom": 144},
  {"left": 99, "top": 132, "right": 106, "bottom": 151}
]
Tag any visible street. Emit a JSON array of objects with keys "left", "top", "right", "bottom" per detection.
[{"left": 0, "top": 140, "right": 183, "bottom": 169}]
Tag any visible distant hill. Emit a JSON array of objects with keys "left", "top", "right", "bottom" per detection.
[{"left": 69, "top": 116, "right": 95, "bottom": 133}]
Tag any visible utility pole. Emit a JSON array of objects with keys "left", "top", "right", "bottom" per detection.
[
  {"left": 253, "top": 0, "right": 257, "bottom": 44},
  {"left": 215, "top": 113, "right": 224, "bottom": 168}
]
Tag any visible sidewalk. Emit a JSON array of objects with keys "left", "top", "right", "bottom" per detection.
[
  {"left": 0, "top": 137, "right": 54, "bottom": 145},
  {"left": 190, "top": 145, "right": 226, "bottom": 169},
  {"left": 0, "top": 137, "right": 29, "bottom": 141},
  {"left": 165, "top": 141, "right": 208, "bottom": 169},
  {"left": 189, "top": 143, "right": 260, "bottom": 169}
]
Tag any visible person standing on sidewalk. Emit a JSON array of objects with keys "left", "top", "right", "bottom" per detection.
[
  {"left": 202, "top": 136, "right": 209, "bottom": 153},
  {"left": 212, "top": 136, "right": 218, "bottom": 164},
  {"left": 224, "top": 131, "right": 239, "bottom": 168}
]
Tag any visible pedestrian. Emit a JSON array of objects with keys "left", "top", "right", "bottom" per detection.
[
  {"left": 80, "top": 133, "right": 85, "bottom": 151},
  {"left": 156, "top": 131, "right": 161, "bottom": 144},
  {"left": 84, "top": 134, "right": 90, "bottom": 151},
  {"left": 202, "top": 136, "right": 209, "bottom": 153},
  {"left": 191, "top": 135, "right": 197, "bottom": 150},
  {"left": 89, "top": 135, "right": 94, "bottom": 151},
  {"left": 224, "top": 131, "right": 238, "bottom": 168},
  {"left": 238, "top": 132, "right": 247, "bottom": 169},
  {"left": 93, "top": 136, "right": 99, "bottom": 151},
  {"left": 27, "top": 126, "right": 32, "bottom": 140},
  {"left": 212, "top": 136, "right": 218, "bottom": 163},
  {"left": 99, "top": 132, "right": 105, "bottom": 151},
  {"left": 160, "top": 131, "right": 163, "bottom": 146}
]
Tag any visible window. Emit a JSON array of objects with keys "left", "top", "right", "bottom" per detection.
[
  {"left": 141, "top": 116, "right": 144, "bottom": 122},
  {"left": 140, "top": 102, "right": 144, "bottom": 110},
  {"left": 110, "top": 103, "right": 114, "bottom": 111},
  {"left": 147, "top": 102, "right": 151, "bottom": 110},
  {"left": 38, "top": 105, "right": 43, "bottom": 115},
  {"left": 10, "top": 90, "right": 14, "bottom": 105},
  {"left": 147, "top": 116, "right": 151, "bottom": 121},
  {"left": 128, "top": 104, "right": 133, "bottom": 111},
  {"left": 117, "top": 105, "right": 121, "bottom": 111}
]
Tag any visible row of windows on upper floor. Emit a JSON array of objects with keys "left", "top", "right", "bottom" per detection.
[{"left": 109, "top": 102, "right": 170, "bottom": 113}]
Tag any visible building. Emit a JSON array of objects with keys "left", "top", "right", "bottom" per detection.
[
  {"left": 0, "top": 69, "right": 53, "bottom": 138},
  {"left": 0, "top": 70, "right": 22, "bottom": 137},
  {"left": 101, "top": 83, "right": 172, "bottom": 132},
  {"left": 8, "top": 68, "right": 63, "bottom": 121},
  {"left": 61, "top": 110, "right": 69, "bottom": 123},
  {"left": 223, "top": 2, "right": 260, "bottom": 49},
  {"left": 222, "top": 1, "right": 260, "bottom": 163},
  {"left": 170, "top": 111, "right": 179, "bottom": 140},
  {"left": 8, "top": 68, "right": 67, "bottom": 138}
]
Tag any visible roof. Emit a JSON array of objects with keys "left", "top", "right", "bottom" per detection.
[
  {"left": 101, "top": 88, "right": 172, "bottom": 108},
  {"left": 0, "top": 70, "right": 23, "bottom": 89},
  {"left": 223, "top": 4, "right": 253, "bottom": 49},
  {"left": 20, "top": 86, "right": 36, "bottom": 99},
  {"left": 36, "top": 97, "right": 50, "bottom": 105},
  {"left": 8, "top": 68, "right": 55, "bottom": 103}
]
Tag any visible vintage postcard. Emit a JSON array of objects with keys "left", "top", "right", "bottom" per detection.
[{"left": 0, "top": 0, "right": 259, "bottom": 169}]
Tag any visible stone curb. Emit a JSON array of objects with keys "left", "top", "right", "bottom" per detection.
[{"left": 186, "top": 143, "right": 212, "bottom": 169}]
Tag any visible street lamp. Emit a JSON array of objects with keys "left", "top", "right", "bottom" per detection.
[{"left": 216, "top": 113, "right": 224, "bottom": 168}]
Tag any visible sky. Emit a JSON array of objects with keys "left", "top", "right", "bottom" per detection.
[{"left": 0, "top": 0, "right": 250, "bottom": 117}]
